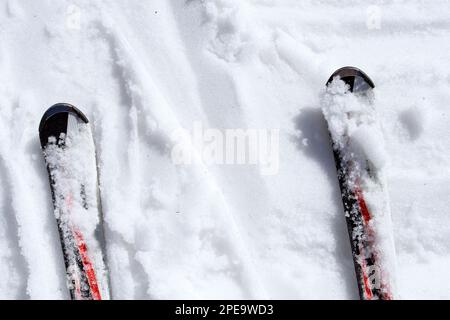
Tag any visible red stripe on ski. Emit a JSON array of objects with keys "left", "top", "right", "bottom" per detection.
[
  {"left": 355, "top": 186, "right": 393, "bottom": 300},
  {"left": 360, "top": 254, "right": 373, "bottom": 299},
  {"left": 355, "top": 186, "right": 374, "bottom": 299},
  {"left": 66, "top": 193, "right": 102, "bottom": 300},
  {"left": 355, "top": 187, "right": 371, "bottom": 225},
  {"left": 74, "top": 230, "right": 102, "bottom": 300}
]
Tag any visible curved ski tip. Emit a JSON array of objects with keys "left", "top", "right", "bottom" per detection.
[
  {"left": 326, "top": 66, "right": 375, "bottom": 89},
  {"left": 39, "top": 103, "right": 89, "bottom": 148},
  {"left": 39, "top": 103, "right": 89, "bottom": 134}
]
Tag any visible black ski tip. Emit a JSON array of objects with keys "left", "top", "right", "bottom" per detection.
[
  {"left": 326, "top": 66, "right": 375, "bottom": 92},
  {"left": 39, "top": 103, "right": 89, "bottom": 148}
]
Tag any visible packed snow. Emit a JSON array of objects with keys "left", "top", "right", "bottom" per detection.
[{"left": 1, "top": 0, "right": 450, "bottom": 299}]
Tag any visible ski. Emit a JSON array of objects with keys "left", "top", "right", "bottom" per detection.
[
  {"left": 39, "top": 103, "right": 109, "bottom": 300},
  {"left": 322, "top": 67, "right": 396, "bottom": 300}
]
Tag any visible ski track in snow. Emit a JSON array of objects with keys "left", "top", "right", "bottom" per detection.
[{"left": 0, "top": 0, "right": 450, "bottom": 299}]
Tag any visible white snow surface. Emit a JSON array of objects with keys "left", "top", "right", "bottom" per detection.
[{"left": 0, "top": 0, "right": 450, "bottom": 299}]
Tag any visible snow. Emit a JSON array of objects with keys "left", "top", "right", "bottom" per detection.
[
  {"left": 0, "top": 0, "right": 450, "bottom": 299},
  {"left": 400, "top": 105, "right": 430, "bottom": 141}
]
